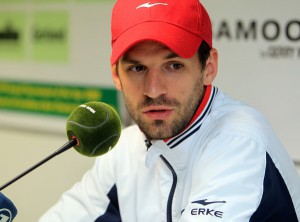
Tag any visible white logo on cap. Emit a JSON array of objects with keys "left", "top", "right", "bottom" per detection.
[{"left": 136, "top": 2, "right": 168, "bottom": 9}]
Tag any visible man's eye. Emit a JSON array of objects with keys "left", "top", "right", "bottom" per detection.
[
  {"left": 130, "top": 65, "right": 145, "bottom": 72},
  {"left": 169, "top": 63, "right": 183, "bottom": 70}
]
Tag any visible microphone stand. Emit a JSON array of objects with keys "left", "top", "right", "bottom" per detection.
[{"left": 0, "top": 139, "right": 77, "bottom": 191}]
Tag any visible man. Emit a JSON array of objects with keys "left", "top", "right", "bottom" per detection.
[{"left": 40, "top": 0, "right": 300, "bottom": 221}]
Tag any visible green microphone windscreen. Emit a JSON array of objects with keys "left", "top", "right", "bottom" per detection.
[{"left": 66, "top": 101, "right": 121, "bottom": 157}]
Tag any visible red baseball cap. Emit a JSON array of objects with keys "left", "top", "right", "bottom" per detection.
[{"left": 110, "top": 0, "right": 212, "bottom": 65}]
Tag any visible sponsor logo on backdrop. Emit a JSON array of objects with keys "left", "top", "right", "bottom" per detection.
[
  {"left": 213, "top": 19, "right": 300, "bottom": 59},
  {"left": 0, "top": 24, "right": 19, "bottom": 41}
]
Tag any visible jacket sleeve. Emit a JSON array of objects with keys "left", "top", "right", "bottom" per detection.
[
  {"left": 179, "top": 133, "right": 268, "bottom": 222},
  {"left": 39, "top": 147, "right": 119, "bottom": 222}
]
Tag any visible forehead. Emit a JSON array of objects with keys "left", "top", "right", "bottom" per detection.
[
  {"left": 129, "top": 41, "right": 168, "bottom": 50},
  {"left": 122, "top": 41, "right": 176, "bottom": 59}
]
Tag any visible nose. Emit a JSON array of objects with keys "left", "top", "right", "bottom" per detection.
[{"left": 143, "top": 69, "right": 167, "bottom": 98}]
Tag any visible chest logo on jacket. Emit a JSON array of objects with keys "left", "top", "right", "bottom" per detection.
[{"left": 191, "top": 199, "right": 226, "bottom": 218}]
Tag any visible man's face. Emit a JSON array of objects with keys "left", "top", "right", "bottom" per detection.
[{"left": 115, "top": 41, "right": 207, "bottom": 140}]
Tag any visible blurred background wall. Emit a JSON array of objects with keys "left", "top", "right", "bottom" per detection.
[{"left": 0, "top": 0, "right": 299, "bottom": 221}]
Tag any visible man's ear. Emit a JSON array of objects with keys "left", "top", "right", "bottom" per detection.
[
  {"left": 203, "top": 48, "right": 218, "bottom": 85},
  {"left": 111, "top": 64, "right": 122, "bottom": 91}
]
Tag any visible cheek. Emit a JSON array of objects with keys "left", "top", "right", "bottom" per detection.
[
  {"left": 166, "top": 84, "right": 189, "bottom": 106},
  {"left": 170, "top": 75, "right": 198, "bottom": 94},
  {"left": 120, "top": 72, "right": 146, "bottom": 92},
  {"left": 121, "top": 79, "right": 143, "bottom": 101},
  {"left": 177, "top": 75, "right": 204, "bottom": 100}
]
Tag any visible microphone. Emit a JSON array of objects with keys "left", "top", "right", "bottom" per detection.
[
  {"left": 0, "top": 101, "right": 121, "bottom": 191},
  {"left": 66, "top": 101, "right": 121, "bottom": 157},
  {"left": 0, "top": 192, "right": 17, "bottom": 221}
]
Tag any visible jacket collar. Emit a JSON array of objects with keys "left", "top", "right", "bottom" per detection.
[
  {"left": 144, "top": 85, "right": 218, "bottom": 168},
  {"left": 145, "top": 85, "right": 218, "bottom": 149}
]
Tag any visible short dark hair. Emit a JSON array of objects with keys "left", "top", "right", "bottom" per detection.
[{"left": 198, "top": 40, "right": 211, "bottom": 70}]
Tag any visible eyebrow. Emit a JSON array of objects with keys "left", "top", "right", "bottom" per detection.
[
  {"left": 121, "top": 52, "right": 180, "bottom": 64},
  {"left": 165, "top": 52, "right": 180, "bottom": 60},
  {"left": 120, "top": 56, "right": 139, "bottom": 65}
]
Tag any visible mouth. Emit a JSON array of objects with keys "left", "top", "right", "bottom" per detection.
[{"left": 142, "top": 106, "right": 174, "bottom": 120}]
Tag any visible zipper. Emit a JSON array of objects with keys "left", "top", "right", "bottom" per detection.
[{"left": 160, "top": 155, "right": 178, "bottom": 222}]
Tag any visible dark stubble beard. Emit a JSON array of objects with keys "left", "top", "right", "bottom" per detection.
[{"left": 122, "top": 76, "right": 205, "bottom": 140}]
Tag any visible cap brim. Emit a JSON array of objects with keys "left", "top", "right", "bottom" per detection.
[{"left": 111, "top": 22, "right": 203, "bottom": 65}]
